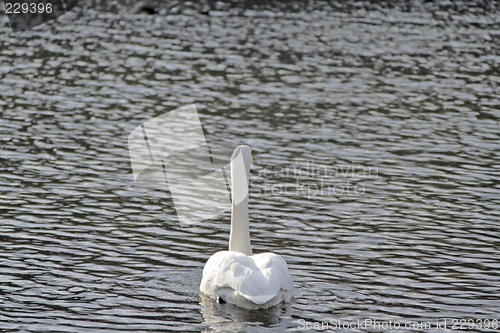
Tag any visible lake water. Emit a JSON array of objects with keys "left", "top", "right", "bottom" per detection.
[{"left": 1, "top": 0, "right": 499, "bottom": 332}]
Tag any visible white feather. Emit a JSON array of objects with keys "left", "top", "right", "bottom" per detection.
[{"left": 201, "top": 251, "right": 293, "bottom": 309}]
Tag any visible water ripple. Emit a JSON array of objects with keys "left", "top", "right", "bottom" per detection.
[{"left": 1, "top": 0, "right": 500, "bottom": 332}]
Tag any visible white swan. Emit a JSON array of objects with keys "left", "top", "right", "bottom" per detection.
[{"left": 200, "top": 145, "right": 294, "bottom": 309}]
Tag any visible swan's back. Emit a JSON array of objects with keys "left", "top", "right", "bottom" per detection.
[{"left": 200, "top": 251, "right": 293, "bottom": 309}]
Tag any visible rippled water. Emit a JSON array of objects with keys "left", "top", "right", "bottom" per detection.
[{"left": 1, "top": 0, "right": 500, "bottom": 332}]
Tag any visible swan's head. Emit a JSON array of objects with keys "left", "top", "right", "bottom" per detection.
[{"left": 231, "top": 145, "right": 253, "bottom": 174}]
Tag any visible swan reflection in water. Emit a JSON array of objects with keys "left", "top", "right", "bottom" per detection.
[{"left": 200, "top": 293, "right": 293, "bottom": 332}]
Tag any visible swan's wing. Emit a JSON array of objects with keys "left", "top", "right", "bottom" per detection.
[
  {"left": 200, "top": 251, "right": 257, "bottom": 298},
  {"left": 242, "top": 253, "right": 294, "bottom": 303},
  {"left": 200, "top": 251, "right": 293, "bottom": 305}
]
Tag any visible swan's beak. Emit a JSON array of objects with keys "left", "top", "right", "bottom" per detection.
[{"left": 252, "top": 157, "right": 255, "bottom": 163}]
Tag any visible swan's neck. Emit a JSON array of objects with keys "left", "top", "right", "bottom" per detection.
[{"left": 229, "top": 166, "right": 253, "bottom": 256}]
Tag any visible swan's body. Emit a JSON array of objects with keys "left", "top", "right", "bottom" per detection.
[{"left": 200, "top": 145, "right": 293, "bottom": 309}]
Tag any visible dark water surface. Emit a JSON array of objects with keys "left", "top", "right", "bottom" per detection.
[{"left": 1, "top": 0, "right": 500, "bottom": 332}]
